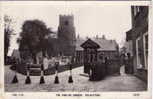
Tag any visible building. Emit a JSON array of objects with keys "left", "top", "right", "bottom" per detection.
[
  {"left": 126, "top": 6, "right": 148, "bottom": 82},
  {"left": 80, "top": 38, "right": 100, "bottom": 74},
  {"left": 57, "top": 15, "right": 76, "bottom": 56},
  {"left": 39, "top": 15, "right": 76, "bottom": 63},
  {"left": 47, "top": 15, "right": 76, "bottom": 57},
  {"left": 19, "top": 15, "right": 76, "bottom": 64},
  {"left": 75, "top": 36, "right": 120, "bottom": 75},
  {"left": 75, "top": 36, "right": 85, "bottom": 64},
  {"left": 75, "top": 35, "right": 119, "bottom": 64}
]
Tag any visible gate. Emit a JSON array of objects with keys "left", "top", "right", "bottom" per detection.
[{"left": 81, "top": 39, "right": 108, "bottom": 81}]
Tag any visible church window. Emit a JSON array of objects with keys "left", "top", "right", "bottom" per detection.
[{"left": 65, "top": 21, "right": 69, "bottom": 25}]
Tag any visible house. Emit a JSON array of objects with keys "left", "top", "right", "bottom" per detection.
[
  {"left": 77, "top": 37, "right": 120, "bottom": 75},
  {"left": 126, "top": 6, "right": 148, "bottom": 82},
  {"left": 75, "top": 35, "right": 119, "bottom": 64}
]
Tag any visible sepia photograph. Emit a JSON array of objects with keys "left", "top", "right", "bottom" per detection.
[{"left": 3, "top": 2, "right": 149, "bottom": 92}]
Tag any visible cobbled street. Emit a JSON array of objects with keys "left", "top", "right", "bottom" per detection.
[{"left": 5, "top": 65, "right": 147, "bottom": 92}]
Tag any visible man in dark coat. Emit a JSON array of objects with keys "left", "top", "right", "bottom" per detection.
[
  {"left": 104, "top": 57, "right": 108, "bottom": 75},
  {"left": 127, "top": 53, "right": 133, "bottom": 74}
]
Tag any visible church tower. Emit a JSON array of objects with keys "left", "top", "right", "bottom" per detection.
[{"left": 58, "top": 15, "right": 76, "bottom": 56}]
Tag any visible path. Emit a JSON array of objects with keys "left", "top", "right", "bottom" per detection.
[{"left": 5, "top": 65, "right": 147, "bottom": 92}]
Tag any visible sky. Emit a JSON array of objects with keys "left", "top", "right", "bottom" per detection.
[{"left": 2, "top": 2, "right": 132, "bottom": 56}]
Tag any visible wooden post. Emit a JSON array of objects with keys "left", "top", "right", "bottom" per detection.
[
  {"left": 68, "top": 63, "right": 73, "bottom": 83},
  {"left": 54, "top": 62, "right": 59, "bottom": 84},
  {"left": 40, "top": 64, "right": 45, "bottom": 84},
  {"left": 25, "top": 63, "right": 31, "bottom": 84},
  {"left": 12, "top": 60, "right": 18, "bottom": 84}
]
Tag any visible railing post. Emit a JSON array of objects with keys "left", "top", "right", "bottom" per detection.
[
  {"left": 40, "top": 64, "right": 45, "bottom": 84},
  {"left": 54, "top": 62, "right": 59, "bottom": 84},
  {"left": 68, "top": 62, "right": 73, "bottom": 83},
  {"left": 25, "top": 63, "right": 31, "bottom": 84},
  {"left": 12, "top": 61, "right": 18, "bottom": 84}
]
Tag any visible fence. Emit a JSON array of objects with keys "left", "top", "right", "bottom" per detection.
[{"left": 11, "top": 63, "right": 74, "bottom": 84}]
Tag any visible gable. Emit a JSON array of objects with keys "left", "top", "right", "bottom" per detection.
[{"left": 81, "top": 39, "right": 100, "bottom": 49}]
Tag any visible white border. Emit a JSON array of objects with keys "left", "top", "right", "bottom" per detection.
[{"left": 0, "top": 1, "right": 152, "bottom": 99}]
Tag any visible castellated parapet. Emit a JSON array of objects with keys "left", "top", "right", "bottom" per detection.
[{"left": 59, "top": 14, "right": 74, "bottom": 27}]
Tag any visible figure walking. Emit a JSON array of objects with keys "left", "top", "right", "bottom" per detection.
[
  {"left": 127, "top": 53, "right": 133, "bottom": 74},
  {"left": 104, "top": 57, "right": 108, "bottom": 76}
]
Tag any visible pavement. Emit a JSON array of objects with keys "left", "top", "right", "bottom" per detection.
[{"left": 5, "top": 65, "right": 147, "bottom": 92}]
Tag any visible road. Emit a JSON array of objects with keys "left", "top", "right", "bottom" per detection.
[{"left": 5, "top": 65, "right": 147, "bottom": 92}]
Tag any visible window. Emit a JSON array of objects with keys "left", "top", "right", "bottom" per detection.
[
  {"left": 134, "top": 7, "right": 137, "bottom": 16},
  {"left": 134, "top": 6, "right": 141, "bottom": 17},
  {"left": 136, "top": 37, "right": 144, "bottom": 69},
  {"left": 134, "top": 6, "right": 139, "bottom": 17},
  {"left": 143, "top": 32, "right": 148, "bottom": 69},
  {"left": 137, "top": 6, "right": 140, "bottom": 13},
  {"left": 65, "top": 21, "right": 69, "bottom": 25}
]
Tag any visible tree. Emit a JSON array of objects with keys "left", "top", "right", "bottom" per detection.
[
  {"left": 4, "top": 15, "right": 14, "bottom": 64},
  {"left": 18, "top": 19, "right": 53, "bottom": 63}
]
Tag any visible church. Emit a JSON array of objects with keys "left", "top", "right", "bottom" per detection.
[
  {"left": 17, "top": 15, "right": 76, "bottom": 65},
  {"left": 19, "top": 14, "right": 119, "bottom": 69},
  {"left": 47, "top": 15, "right": 76, "bottom": 57}
]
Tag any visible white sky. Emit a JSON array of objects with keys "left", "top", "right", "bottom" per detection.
[{"left": 2, "top": 2, "right": 132, "bottom": 55}]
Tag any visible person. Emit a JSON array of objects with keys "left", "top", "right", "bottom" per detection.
[
  {"left": 124, "top": 53, "right": 128, "bottom": 74},
  {"left": 89, "top": 62, "right": 94, "bottom": 80},
  {"left": 104, "top": 57, "right": 108, "bottom": 75},
  {"left": 127, "top": 53, "right": 133, "bottom": 74}
]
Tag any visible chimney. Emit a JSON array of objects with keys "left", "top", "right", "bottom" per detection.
[
  {"left": 131, "top": 6, "right": 135, "bottom": 28},
  {"left": 110, "top": 40, "right": 114, "bottom": 43},
  {"left": 102, "top": 35, "right": 106, "bottom": 39},
  {"left": 86, "top": 36, "right": 89, "bottom": 39},
  {"left": 77, "top": 34, "right": 80, "bottom": 39},
  {"left": 96, "top": 35, "right": 98, "bottom": 39}
]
